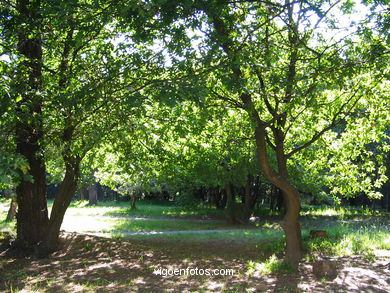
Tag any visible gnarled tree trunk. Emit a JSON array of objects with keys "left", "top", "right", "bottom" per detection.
[{"left": 254, "top": 125, "right": 302, "bottom": 267}]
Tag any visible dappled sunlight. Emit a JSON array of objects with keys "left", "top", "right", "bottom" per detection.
[
  {"left": 335, "top": 267, "right": 389, "bottom": 291},
  {"left": 300, "top": 205, "right": 389, "bottom": 219},
  {"left": 1, "top": 230, "right": 389, "bottom": 292},
  {"left": 60, "top": 215, "right": 117, "bottom": 233},
  {"left": 1, "top": 200, "right": 389, "bottom": 291}
]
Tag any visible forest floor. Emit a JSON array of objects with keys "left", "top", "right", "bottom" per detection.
[
  {"left": 0, "top": 231, "right": 389, "bottom": 292},
  {"left": 0, "top": 201, "right": 389, "bottom": 292}
]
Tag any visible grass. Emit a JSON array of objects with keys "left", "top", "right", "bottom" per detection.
[
  {"left": 0, "top": 199, "right": 389, "bottom": 292},
  {"left": 302, "top": 224, "right": 390, "bottom": 259},
  {"left": 246, "top": 254, "right": 293, "bottom": 275},
  {"left": 107, "top": 218, "right": 229, "bottom": 233},
  {"left": 0, "top": 221, "right": 15, "bottom": 235},
  {"left": 120, "top": 228, "right": 284, "bottom": 242},
  {"left": 0, "top": 199, "right": 389, "bottom": 257},
  {"left": 65, "top": 199, "right": 225, "bottom": 219},
  {"left": 300, "top": 204, "right": 388, "bottom": 219}
]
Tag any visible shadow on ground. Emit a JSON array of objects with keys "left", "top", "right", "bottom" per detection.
[{"left": 0, "top": 232, "right": 389, "bottom": 292}]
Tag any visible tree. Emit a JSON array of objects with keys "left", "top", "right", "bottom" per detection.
[
  {"left": 1, "top": 0, "right": 50, "bottom": 248},
  {"left": 157, "top": 0, "right": 389, "bottom": 267},
  {"left": 1, "top": 0, "right": 165, "bottom": 253},
  {"left": 5, "top": 190, "right": 17, "bottom": 222}
]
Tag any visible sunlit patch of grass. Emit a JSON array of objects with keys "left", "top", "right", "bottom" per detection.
[
  {"left": 303, "top": 224, "right": 390, "bottom": 260},
  {"left": 61, "top": 215, "right": 230, "bottom": 234},
  {"left": 69, "top": 200, "right": 90, "bottom": 208},
  {"left": 126, "top": 228, "right": 284, "bottom": 244},
  {"left": 102, "top": 201, "right": 225, "bottom": 219},
  {"left": 0, "top": 220, "right": 16, "bottom": 234},
  {"left": 58, "top": 200, "right": 225, "bottom": 219},
  {"left": 0, "top": 199, "right": 10, "bottom": 220},
  {"left": 246, "top": 254, "right": 293, "bottom": 275},
  {"left": 106, "top": 218, "right": 228, "bottom": 233},
  {"left": 301, "top": 205, "right": 388, "bottom": 219}
]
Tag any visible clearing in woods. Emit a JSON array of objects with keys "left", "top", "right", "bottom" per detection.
[{"left": 0, "top": 201, "right": 389, "bottom": 292}]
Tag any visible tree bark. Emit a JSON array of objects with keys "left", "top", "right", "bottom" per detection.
[
  {"left": 40, "top": 159, "right": 80, "bottom": 253},
  {"left": 225, "top": 183, "right": 235, "bottom": 223},
  {"left": 14, "top": 0, "right": 49, "bottom": 249},
  {"left": 244, "top": 175, "right": 256, "bottom": 210},
  {"left": 80, "top": 187, "right": 86, "bottom": 201},
  {"left": 88, "top": 184, "right": 98, "bottom": 205},
  {"left": 254, "top": 125, "right": 302, "bottom": 267},
  {"left": 130, "top": 194, "right": 137, "bottom": 210},
  {"left": 224, "top": 183, "right": 234, "bottom": 208},
  {"left": 6, "top": 192, "right": 18, "bottom": 222}
]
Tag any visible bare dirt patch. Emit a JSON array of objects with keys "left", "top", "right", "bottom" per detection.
[{"left": 0, "top": 232, "right": 389, "bottom": 292}]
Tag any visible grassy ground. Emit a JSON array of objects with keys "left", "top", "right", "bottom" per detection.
[
  {"left": 0, "top": 199, "right": 389, "bottom": 292},
  {"left": 67, "top": 199, "right": 226, "bottom": 219}
]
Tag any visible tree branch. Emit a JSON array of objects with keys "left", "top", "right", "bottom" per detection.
[{"left": 286, "top": 85, "right": 363, "bottom": 158}]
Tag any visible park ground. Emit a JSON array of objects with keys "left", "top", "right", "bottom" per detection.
[{"left": 0, "top": 200, "right": 389, "bottom": 292}]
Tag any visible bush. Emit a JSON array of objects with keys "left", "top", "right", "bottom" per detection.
[{"left": 174, "top": 190, "right": 201, "bottom": 207}]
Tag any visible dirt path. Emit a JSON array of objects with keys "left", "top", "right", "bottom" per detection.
[
  {"left": 75, "top": 228, "right": 258, "bottom": 237},
  {"left": 100, "top": 215, "right": 226, "bottom": 223}
]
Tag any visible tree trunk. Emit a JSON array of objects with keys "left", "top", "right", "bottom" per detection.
[
  {"left": 207, "top": 7, "right": 302, "bottom": 267},
  {"left": 383, "top": 159, "right": 390, "bottom": 212},
  {"left": 225, "top": 183, "right": 233, "bottom": 206},
  {"left": 130, "top": 194, "right": 137, "bottom": 210},
  {"left": 80, "top": 187, "right": 86, "bottom": 201},
  {"left": 244, "top": 175, "right": 256, "bottom": 210},
  {"left": 225, "top": 183, "right": 235, "bottom": 223},
  {"left": 14, "top": 0, "right": 49, "bottom": 249},
  {"left": 88, "top": 184, "right": 98, "bottom": 205},
  {"left": 40, "top": 160, "right": 80, "bottom": 253},
  {"left": 254, "top": 125, "right": 302, "bottom": 268},
  {"left": 6, "top": 192, "right": 18, "bottom": 222}
]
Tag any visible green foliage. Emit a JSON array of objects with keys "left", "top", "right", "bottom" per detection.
[
  {"left": 174, "top": 190, "right": 201, "bottom": 207},
  {"left": 84, "top": 242, "right": 93, "bottom": 251},
  {"left": 262, "top": 239, "right": 286, "bottom": 255},
  {"left": 0, "top": 0, "right": 388, "bottom": 256}
]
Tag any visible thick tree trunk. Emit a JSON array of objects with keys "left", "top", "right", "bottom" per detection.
[
  {"left": 15, "top": 138, "right": 48, "bottom": 247},
  {"left": 14, "top": 0, "right": 49, "bottom": 249},
  {"left": 40, "top": 160, "right": 80, "bottom": 253},
  {"left": 6, "top": 192, "right": 18, "bottom": 222},
  {"left": 88, "top": 184, "right": 98, "bottom": 205}
]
